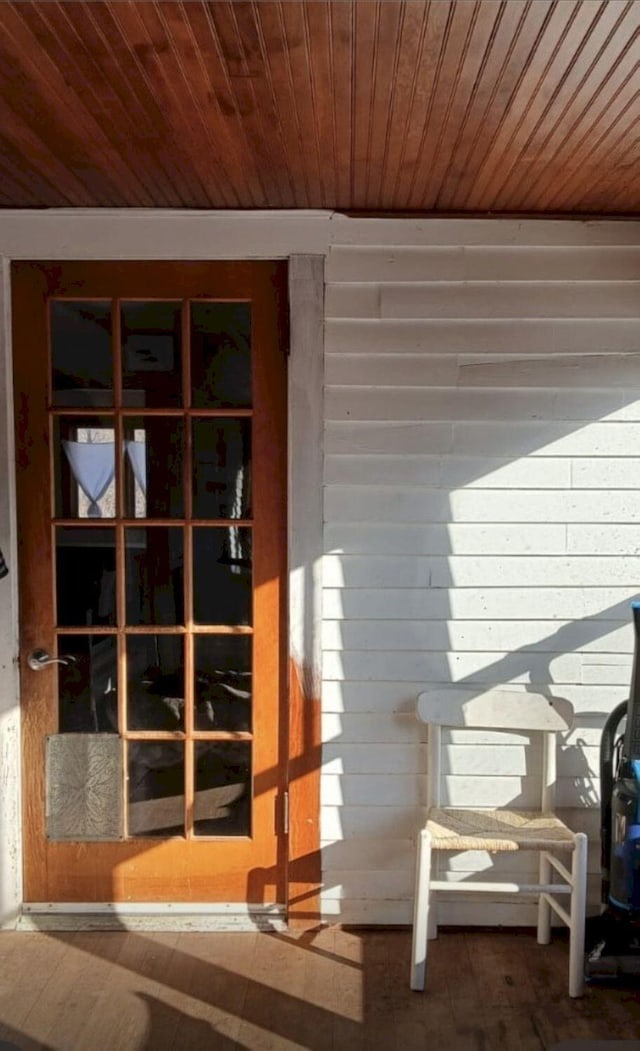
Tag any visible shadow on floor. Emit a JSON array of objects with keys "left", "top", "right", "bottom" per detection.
[{"left": 1, "top": 928, "right": 640, "bottom": 1049}]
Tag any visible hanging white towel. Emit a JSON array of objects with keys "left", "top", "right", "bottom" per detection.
[
  {"left": 125, "top": 440, "right": 147, "bottom": 495},
  {"left": 62, "top": 440, "right": 115, "bottom": 518}
]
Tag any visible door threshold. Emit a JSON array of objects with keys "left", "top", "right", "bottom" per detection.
[{"left": 18, "top": 903, "right": 287, "bottom": 932}]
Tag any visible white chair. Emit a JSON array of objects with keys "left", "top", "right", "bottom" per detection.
[{"left": 410, "top": 688, "right": 588, "bottom": 998}]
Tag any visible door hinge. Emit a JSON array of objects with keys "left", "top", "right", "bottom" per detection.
[{"left": 282, "top": 790, "right": 289, "bottom": 836}]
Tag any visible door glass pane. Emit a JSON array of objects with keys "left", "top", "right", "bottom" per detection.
[
  {"left": 125, "top": 527, "right": 184, "bottom": 625},
  {"left": 121, "top": 302, "right": 182, "bottom": 408},
  {"left": 193, "top": 527, "right": 252, "bottom": 625},
  {"left": 127, "top": 634, "right": 184, "bottom": 731},
  {"left": 58, "top": 634, "right": 118, "bottom": 733},
  {"left": 51, "top": 301, "right": 113, "bottom": 407},
  {"left": 193, "top": 418, "right": 251, "bottom": 520},
  {"left": 194, "top": 742, "right": 250, "bottom": 836},
  {"left": 128, "top": 741, "right": 184, "bottom": 837},
  {"left": 46, "top": 735, "right": 123, "bottom": 842},
  {"left": 191, "top": 302, "right": 251, "bottom": 408},
  {"left": 123, "top": 417, "right": 184, "bottom": 519},
  {"left": 54, "top": 417, "right": 115, "bottom": 519},
  {"left": 56, "top": 527, "right": 116, "bottom": 626},
  {"left": 195, "top": 636, "right": 251, "bottom": 731}
]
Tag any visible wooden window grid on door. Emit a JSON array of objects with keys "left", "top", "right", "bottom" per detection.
[{"left": 53, "top": 302, "right": 256, "bottom": 838}]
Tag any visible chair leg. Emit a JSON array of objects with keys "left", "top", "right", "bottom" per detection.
[
  {"left": 428, "top": 849, "right": 439, "bottom": 941},
  {"left": 428, "top": 900, "right": 438, "bottom": 941},
  {"left": 410, "top": 827, "right": 432, "bottom": 991},
  {"left": 568, "top": 832, "right": 588, "bottom": 998},
  {"left": 537, "top": 851, "right": 551, "bottom": 945}
]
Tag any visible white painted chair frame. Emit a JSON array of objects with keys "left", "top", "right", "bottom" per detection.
[{"left": 410, "top": 689, "right": 588, "bottom": 998}]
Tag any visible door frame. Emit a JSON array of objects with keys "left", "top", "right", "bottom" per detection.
[{"left": 0, "top": 247, "right": 324, "bottom": 930}]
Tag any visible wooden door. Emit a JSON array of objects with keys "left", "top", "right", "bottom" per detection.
[{"left": 12, "top": 260, "right": 288, "bottom": 904}]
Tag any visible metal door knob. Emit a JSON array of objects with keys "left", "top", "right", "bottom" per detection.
[{"left": 27, "top": 649, "right": 76, "bottom": 671}]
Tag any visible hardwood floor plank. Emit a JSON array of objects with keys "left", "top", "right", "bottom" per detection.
[
  {"left": 0, "top": 933, "right": 74, "bottom": 1040},
  {"left": 236, "top": 932, "right": 313, "bottom": 1050},
  {"left": 26, "top": 932, "right": 111, "bottom": 1050},
  {"left": 482, "top": 1006, "right": 546, "bottom": 1051},
  {"left": 0, "top": 928, "right": 640, "bottom": 1050},
  {"left": 166, "top": 931, "right": 254, "bottom": 1047},
  {"left": 65, "top": 931, "right": 181, "bottom": 1051}
]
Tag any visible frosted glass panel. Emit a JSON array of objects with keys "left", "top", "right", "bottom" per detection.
[{"left": 46, "top": 735, "right": 123, "bottom": 841}]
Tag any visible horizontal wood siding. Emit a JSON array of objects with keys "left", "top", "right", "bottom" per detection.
[{"left": 322, "top": 224, "right": 640, "bottom": 926}]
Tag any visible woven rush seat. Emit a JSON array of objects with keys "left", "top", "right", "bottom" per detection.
[{"left": 427, "top": 807, "right": 576, "bottom": 853}]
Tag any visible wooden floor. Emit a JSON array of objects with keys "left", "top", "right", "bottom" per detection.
[{"left": 0, "top": 926, "right": 639, "bottom": 1050}]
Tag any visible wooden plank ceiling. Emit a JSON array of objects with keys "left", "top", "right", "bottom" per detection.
[{"left": 0, "top": 0, "right": 639, "bottom": 214}]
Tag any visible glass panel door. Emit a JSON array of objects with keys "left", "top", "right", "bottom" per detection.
[{"left": 13, "top": 261, "right": 287, "bottom": 904}]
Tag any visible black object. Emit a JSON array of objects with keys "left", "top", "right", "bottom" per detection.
[{"left": 586, "top": 602, "right": 640, "bottom": 980}]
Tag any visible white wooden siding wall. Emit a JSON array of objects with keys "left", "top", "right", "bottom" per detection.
[{"left": 322, "top": 226, "right": 640, "bottom": 925}]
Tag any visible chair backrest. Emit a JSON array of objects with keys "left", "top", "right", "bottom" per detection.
[{"left": 416, "top": 688, "right": 574, "bottom": 811}]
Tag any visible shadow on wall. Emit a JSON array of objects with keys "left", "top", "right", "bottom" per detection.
[{"left": 324, "top": 347, "right": 640, "bottom": 921}]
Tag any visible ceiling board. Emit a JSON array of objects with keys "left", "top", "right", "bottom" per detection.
[{"left": 0, "top": 0, "right": 639, "bottom": 214}]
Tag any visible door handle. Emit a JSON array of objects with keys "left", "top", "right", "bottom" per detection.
[{"left": 27, "top": 649, "right": 77, "bottom": 671}]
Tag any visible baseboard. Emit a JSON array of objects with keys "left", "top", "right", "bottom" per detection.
[{"left": 17, "top": 902, "right": 287, "bottom": 932}]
